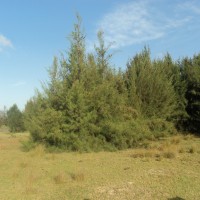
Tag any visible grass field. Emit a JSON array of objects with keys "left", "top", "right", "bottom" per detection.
[{"left": 0, "top": 132, "right": 200, "bottom": 200}]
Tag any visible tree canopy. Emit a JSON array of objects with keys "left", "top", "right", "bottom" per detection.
[
  {"left": 7, "top": 104, "right": 25, "bottom": 132},
  {"left": 23, "top": 16, "right": 200, "bottom": 151}
]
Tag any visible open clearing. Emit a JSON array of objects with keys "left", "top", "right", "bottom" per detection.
[{"left": 0, "top": 132, "right": 200, "bottom": 200}]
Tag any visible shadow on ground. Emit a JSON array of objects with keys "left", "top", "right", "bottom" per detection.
[{"left": 168, "top": 197, "right": 185, "bottom": 200}]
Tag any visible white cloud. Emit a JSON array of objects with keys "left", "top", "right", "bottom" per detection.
[
  {"left": 0, "top": 34, "right": 13, "bottom": 51},
  {"left": 165, "top": 17, "right": 191, "bottom": 29},
  {"left": 96, "top": 1, "right": 191, "bottom": 49}
]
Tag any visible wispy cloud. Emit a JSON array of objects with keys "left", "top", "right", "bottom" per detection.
[
  {"left": 0, "top": 34, "right": 13, "bottom": 52},
  {"left": 178, "top": 0, "right": 200, "bottom": 15},
  {"left": 12, "top": 81, "right": 26, "bottom": 87},
  {"left": 96, "top": 0, "right": 193, "bottom": 49}
]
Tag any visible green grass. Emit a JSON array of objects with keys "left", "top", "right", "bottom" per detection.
[{"left": 0, "top": 132, "right": 200, "bottom": 200}]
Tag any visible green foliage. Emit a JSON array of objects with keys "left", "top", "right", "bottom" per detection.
[
  {"left": 24, "top": 16, "right": 200, "bottom": 151},
  {"left": 7, "top": 104, "right": 25, "bottom": 132},
  {"left": 0, "top": 107, "right": 7, "bottom": 127},
  {"left": 146, "top": 118, "right": 176, "bottom": 138},
  {"left": 125, "top": 47, "right": 177, "bottom": 119},
  {"left": 156, "top": 54, "right": 188, "bottom": 128},
  {"left": 182, "top": 54, "right": 200, "bottom": 134},
  {"left": 20, "top": 138, "right": 37, "bottom": 152}
]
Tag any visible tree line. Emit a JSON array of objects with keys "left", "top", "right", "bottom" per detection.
[{"left": 1, "top": 17, "right": 200, "bottom": 151}]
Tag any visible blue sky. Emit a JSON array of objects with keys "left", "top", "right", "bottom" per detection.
[{"left": 0, "top": 0, "right": 200, "bottom": 110}]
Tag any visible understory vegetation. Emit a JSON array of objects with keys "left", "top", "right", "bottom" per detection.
[{"left": 1, "top": 16, "right": 200, "bottom": 151}]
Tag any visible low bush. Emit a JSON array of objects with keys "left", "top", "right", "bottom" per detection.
[{"left": 20, "top": 139, "right": 37, "bottom": 152}]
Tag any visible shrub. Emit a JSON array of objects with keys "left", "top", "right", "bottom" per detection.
[{"left": 20, "top": 139, "right": 37, "bottom": 152}]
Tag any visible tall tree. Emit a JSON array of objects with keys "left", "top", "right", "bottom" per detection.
[
  {"left": 7, "top": 104, "right": 25, "bottom": 132},
  {"left": 25, "top": 16, "right": 200, "bottom": 151},
  {"left": 182, "top": 55, "right": 200, "bottom": 133},
  {"left": 67, "top": 14, "right": 86, "bottom": 84},
  {"left": 125, "top": 47, "right": 177, "bottom": 119},
  {"left": 0, "top": 106, "right": 7, "bottom": 127},
  {"left": 153, "top": 53, "right": 188, "bottom": 127}
]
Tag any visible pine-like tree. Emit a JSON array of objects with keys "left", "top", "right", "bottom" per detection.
[
  {"left": 182, "top": 55, "right": 200, "bottom": 133},
  {"left": 125, "top": 47, "right": 177, "bottom": 119},
  {"left": 7, "top": 104, "right": 25, "bottom": 132},
  {"left": 153, "top": 53, "right": 188, "bottom": 127}
]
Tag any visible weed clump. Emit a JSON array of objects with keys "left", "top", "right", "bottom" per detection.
[
  {"left": 20, "top": 139, "right": 36, "bottom": 152},
  {"left": 70, "top": 172, "right": 85, "bottom": 182},
  {"left": 170, "top": 136, "right": 181, "bottom": 144},
  {"left": 188, "top": 145, "right": 196, "bottom": 154},
  {"left": 162, "top": 150, "right": 176, "bottom": 159},
  {"left": 53, "top": 172, "right": 66, "bottom": 184}
]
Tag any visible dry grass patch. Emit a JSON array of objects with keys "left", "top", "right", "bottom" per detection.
[
  {"left": 53, "top": 172, "right": 67, "bottom": 184},
  {"left": 70, "top": 172, "right": 85, "bottom": 182},
  {"left": 29, "top": 144, "right": 46, "bottom": 157},
  {"left": 130, "top": 149, "right": 160, "bottom": 159},
  {"left": 170, "top": 135, "right": 181, "bottom": 144},
  {"left": 178, "top": 147, "right": 185, "bottom": 153},
  {"left": 162, "top": 150, "right": 176, "bottom": 159},
  {"left": 19, "top": 161, "right": 29, "bottom": 168},
  {"left": 0, "top": 132, "right": 200, "bottom": 200},
  {"left": 131, "top": 138, "right": 180, "bottom": 160},
  {"left": 187, "top": 145, "right": 196, "bottom": 154},
  {"left": 23, "top": 172, "right": 38, "bottom": 195},
  {"left": 12, "top": 170, "right": 20, "bottom": 179},
  {"left": 45, "top": 153, "right": 57, "bottom": 161},
  {"left": 130, "top": 148, "right": 177, "bottom": 160},
  {"left": 0, "top": 144, "right": 6, "bottom": 150},
  {"left": 183, "top": 134, "right": 195, "bottom": 140}
]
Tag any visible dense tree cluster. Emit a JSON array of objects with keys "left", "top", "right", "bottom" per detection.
[
  {"left": 20, "top": 17, "right": 200, "bottom": 151},
  {"left": 182, "top": 56, "right": 200, "bottom": 133}
]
